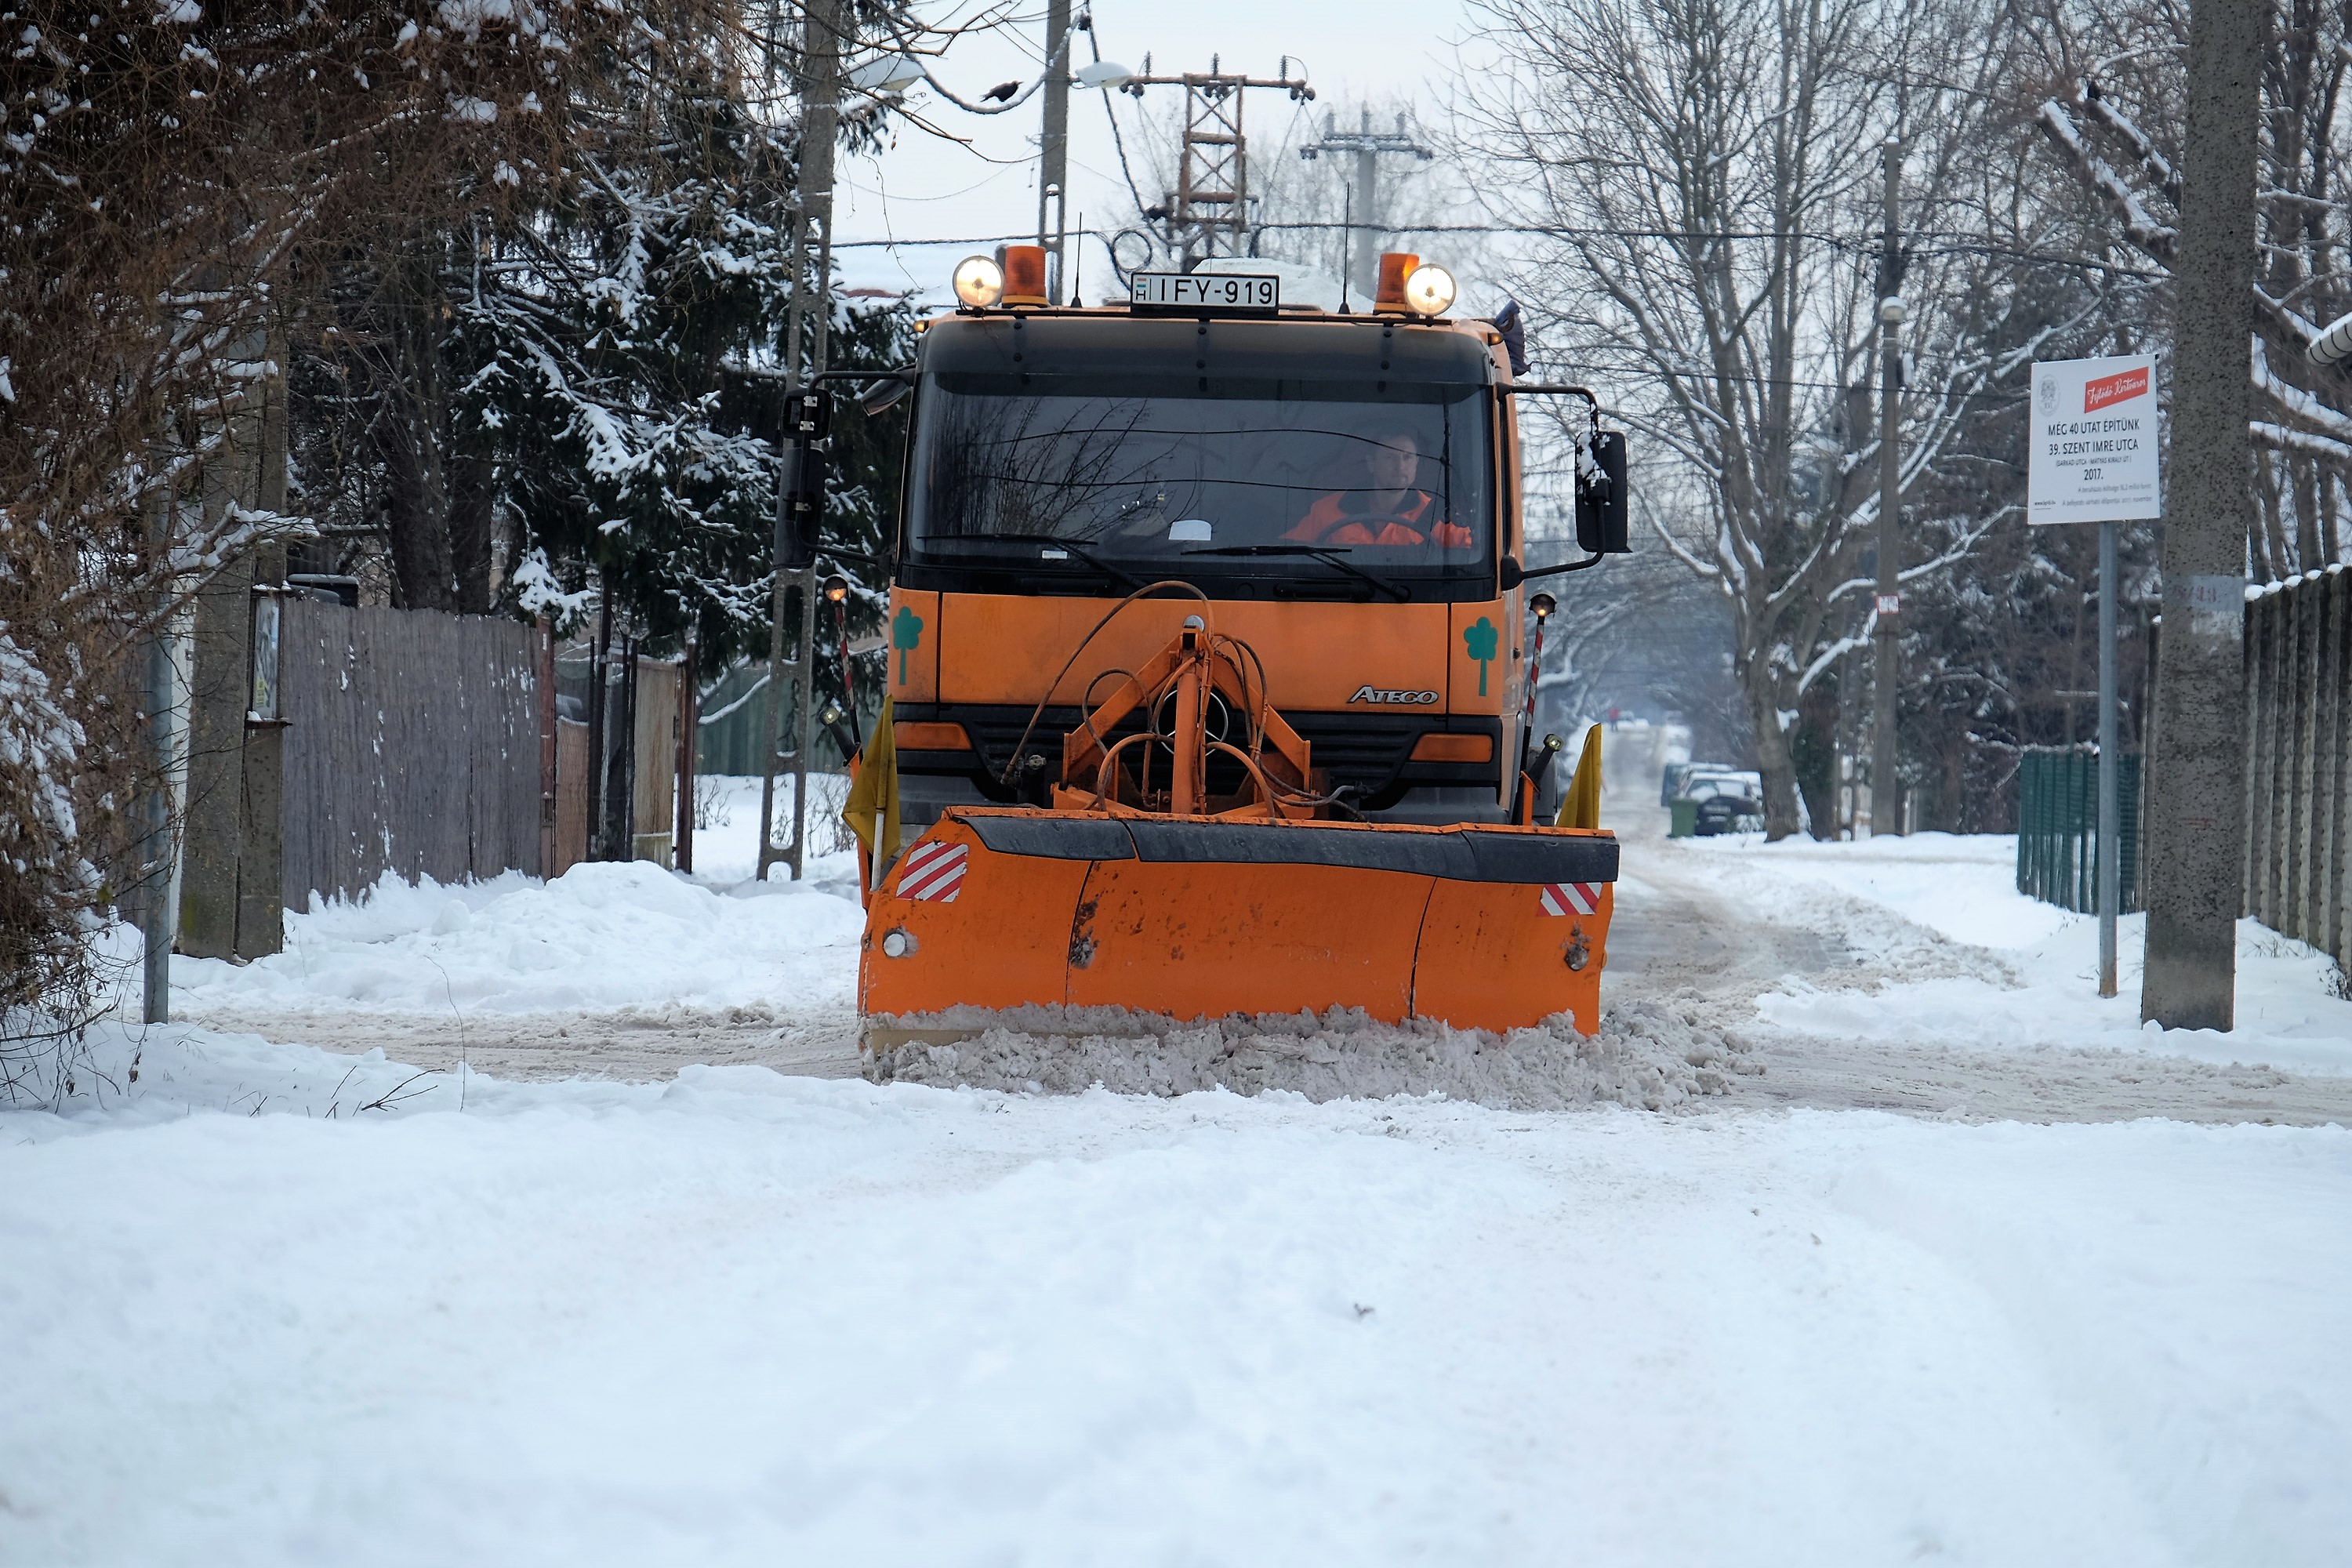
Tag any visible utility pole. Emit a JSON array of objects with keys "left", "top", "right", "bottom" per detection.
[
  {"left": 1301, "top": 108, "right": 1431, "bottom": 310},
  {"left": 758, "top": 0, "right": 841, "bottom": 883},
  {"left": 1123, "top": 60, "right": 1313, "bottom": 267},
  {"left": 1036, "top": 0, "right": 1072, "bottom": 303},
  {"left": 2142, "top": 0, "right": 2268, "bottom": 1030},
  {"left": 1870, "top": 136, "right": 1905, "bottom": 837},
  {"left": 675, "top": 632, "right": 697, "bottom": 874}
]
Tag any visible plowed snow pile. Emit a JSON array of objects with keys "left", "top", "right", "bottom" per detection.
[{"left": 866, "top": 1001, "right": 1761, "bottom": 1110}]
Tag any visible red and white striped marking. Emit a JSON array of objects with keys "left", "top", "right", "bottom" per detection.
[
  {"left": 895, "top": 840, "right": 968, "bottom": 902},
  {"left": 1539, "top": 881, "right": 1603, "bottom": 917}
]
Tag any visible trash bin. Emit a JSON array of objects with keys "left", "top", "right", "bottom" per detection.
[{"left": 1669, "top": 799, "right": 1698, "bottom": 838}]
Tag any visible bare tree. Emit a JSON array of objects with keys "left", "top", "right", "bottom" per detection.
[
  {"left": 2033, "top": 0, "right": 2352, "bottom": 579},
  {"left": 1461, "top": 0, "right": 2067, "bottom": 836}
]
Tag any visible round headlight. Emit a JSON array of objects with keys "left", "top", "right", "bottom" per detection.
[
  {"left": 1403, "top": 263, "right": 1456, "bottom": 318},
  {"left": 953, "top": 254, "right": 1004, "bottom": 309}
]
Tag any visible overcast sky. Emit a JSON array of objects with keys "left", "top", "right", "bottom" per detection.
[{"left": 829, "top": 0, "right": 1497, "bottom": 301}]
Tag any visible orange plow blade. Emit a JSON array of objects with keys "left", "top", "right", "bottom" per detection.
[{"left": 858, "top": 808, "right": 1616, "bottom": 1040}]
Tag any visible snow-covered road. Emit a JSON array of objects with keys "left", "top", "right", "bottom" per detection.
[
  {"left": 13, "top": 774, "right": 2352, "bottom": 1563},
  {"left": 1612, "top": 831, "right": 2352, "bottom": 1123},
  {"left": 5, "top": 1047, "right": 2347, "bottom": 1566},
  {"left": 153, "top": 775, "right": 2352, "bottom": 1120}
]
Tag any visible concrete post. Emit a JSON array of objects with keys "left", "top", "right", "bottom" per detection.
[
  {"left": 759, "top": 0, "right": 840, "bottom": 884},
  {"left": 139, "top": 558, "right": 176, "bottom": 1021},
  {"left": 1036, "top": 0, "right": 1072, "bottom": 303},
  {"left": 538, "top": 615, "right": 557, "bottom": 877},
  {"left": 2141, "top": 0, "right": 2269, "bottom": 1031},
  {"left": 232, "top": 335, "right": 289, "bottom": 959},
  {"left": 675, "top": 633, "right": 698, "bottom": 875},
  {"left": 176, "top": 530, "right": 254, "bottom": 958}
]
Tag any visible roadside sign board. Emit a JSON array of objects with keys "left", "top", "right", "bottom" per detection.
[{"left": 2028, "top": 354, "right": 2161, "bottom": 524}]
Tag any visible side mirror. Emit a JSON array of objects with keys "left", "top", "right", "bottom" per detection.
[
  {"left": 859, "top": 375, "right": 913, "bottom": 418},
  {"left": 1575, "top": 430, "right": 1630, "bottom": 554},
  {"left": 1498, "top": 554, "right": 1524, "bottom": 590}
]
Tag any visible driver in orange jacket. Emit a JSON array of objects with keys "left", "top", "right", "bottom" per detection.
[{"left": 1283, "top": 430, "right": 1475, "bottom": 549}]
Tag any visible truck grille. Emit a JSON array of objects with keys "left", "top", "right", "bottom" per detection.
[{"left": 903, "top": 702, "right": 1498, "bottom": 802}]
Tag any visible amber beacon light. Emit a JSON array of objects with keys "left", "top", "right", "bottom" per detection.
[
  {"left": 1000, "top": 244, "right": 1049, "bottom": 307},
  {"left": 1372, "top": 252, "right": 1418, "bottom": 314}
]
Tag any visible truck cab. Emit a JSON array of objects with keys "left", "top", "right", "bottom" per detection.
[{"left": 873, "top": 256, "right": 1563, "bottom": 832}]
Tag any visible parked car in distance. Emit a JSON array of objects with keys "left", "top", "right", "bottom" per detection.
[
  {"left": 1661, "top": 760, "right": 1740, "bottom": 808},
  {"left": 1682, "top": 769, "right": 1765, "bottom": 835}
]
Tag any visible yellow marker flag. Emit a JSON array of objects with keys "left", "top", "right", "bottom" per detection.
[
  {"left": 1557, "top": 722, "right": 1603, "bottom": 829},
  {"left": 843, "top": 695, "right": 901, "bottom": 872}
]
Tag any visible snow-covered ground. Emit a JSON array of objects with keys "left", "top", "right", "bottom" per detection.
[
  {"left": 5, "top": 1031, "right": 2348, "bottom": 1566},
  {"left": 167, "top": 860, "right": 859, "bottom": 1017},
  {"left": 128, "top": 777, "right": 873, "bottom": 1082},
  {"left": 162, "top": 776, "right": 861, "bottom": 1018},
  {"left": 1666, "top": 831, "right": 2352, "bottom": 1077},
  {"left": 153, "top": 785, "right": 2352, "bottom": 1083},
  {"left": 683, "top": 771, "right": 858, "bottom": 891},
  {"left": 13, "top": 802, "right": 2352, "bottom": 1562}
]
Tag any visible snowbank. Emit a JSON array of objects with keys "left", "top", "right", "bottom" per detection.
[
  {"left": 1675, "top": 829, "right": 2074, "bottom": 949},
  {"left": 168, "top": 858, "right": 864, "bottom": 1017},
  {"left": 869, "top": 1001, "right": 1765, "bottom": 1110},
  {"left": 2, "top": 1026, "right": 2347, "bottom": 1564},
  {"left": 1753, "top": 911, "right": 2352, "bottom": 1076},
  {"left": 1671, "top": 832, "right": 2352, "bottom": 1076}
]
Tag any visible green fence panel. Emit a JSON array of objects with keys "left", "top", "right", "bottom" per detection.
[{"left": 2015, "top": 749, "right": 2140, "bottom": 914}]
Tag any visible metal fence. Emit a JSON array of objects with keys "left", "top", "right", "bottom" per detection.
[
  {"left": 2016, "top": 748, "right": 2141, "bottom": 914},
  {"left": 694, "top": 660, "right": 773, "bottom": 776},
  {"left": 2242, "top": 567, "right": 2350, "bottom": 968}
]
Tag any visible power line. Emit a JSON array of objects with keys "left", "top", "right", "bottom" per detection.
[
  {"left": 829, "top": 224, "right": 2169, "bottom": 278},
  {"left": 1087, "top": 25, "right": 1159, "bottom": 227}
]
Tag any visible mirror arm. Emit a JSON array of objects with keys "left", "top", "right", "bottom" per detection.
[
  {"left": 1520, "top": 553, "right": 1608, "bottom": 580},
  {"left": 809, "top": 365, "right": 917, "bottom": 384},
  {"left": 818, "top": 544, "right": 895, "bottom": 573},
  {"left": 1501, "top": 382, "right": 1604, "bottom": 446},
  {"left": 1500, "top": 383, "right": 1598, "bottom": 409},
  {"left": 804, "top": 365, "right": 915, "bottom": 416}
]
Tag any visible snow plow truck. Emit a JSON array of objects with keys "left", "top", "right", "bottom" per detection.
[{"left": 823, "top": 245, "right": 1632, "bottom": 1051}]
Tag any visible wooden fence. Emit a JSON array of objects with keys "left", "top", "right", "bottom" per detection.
[
  {"left": 278, "top": 599, "right": 543, "bottom": 906},
  {"left": 2241, "top": 566, "right": 2351, "bottom": 969},
  {"left": 546, "top": 657, "right": 678, "bottom": 877}
]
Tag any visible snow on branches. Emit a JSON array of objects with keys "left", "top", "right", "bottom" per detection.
[{"left": 2034, "top": 4, "right": 2352, "bottom": 579}]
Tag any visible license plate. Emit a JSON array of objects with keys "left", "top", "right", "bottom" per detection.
[{"left": 1128, "top": 271, "right": 1279, "bottom": 313}]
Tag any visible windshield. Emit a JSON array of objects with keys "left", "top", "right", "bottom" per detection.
[{"left": 906, "top": 373, "right": 1493, "bottom": 583}]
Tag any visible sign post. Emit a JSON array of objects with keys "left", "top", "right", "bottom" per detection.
[{"left": 2028, "top": 354, "right": 2162, "bottom": 997}]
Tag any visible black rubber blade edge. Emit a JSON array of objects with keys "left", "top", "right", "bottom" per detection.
[
  {"left": 957, "top": 812, "right": 1138, "bottom": 860},
  {"left": 956, "top": 812, "right": 1617, "bottom": 884}
]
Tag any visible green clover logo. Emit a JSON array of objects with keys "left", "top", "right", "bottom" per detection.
[
  {"left": 1463, "top": 615, "right": 1499, "bottom": 696},
  {"left": 892, "top": 604, "right": 924, "bottom": 685}
]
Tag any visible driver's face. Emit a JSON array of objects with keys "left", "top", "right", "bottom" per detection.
[{"left": 1368, "top": 437, "right": 1419, "bottom": 492}]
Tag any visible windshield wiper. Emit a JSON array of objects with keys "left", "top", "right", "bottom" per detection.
[
  {"left": 1182, "top": 544, "right": 1411, "bottom": 602},
  {"left": 948, "top": 532, "right": 1150, "bottom": 592}
]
